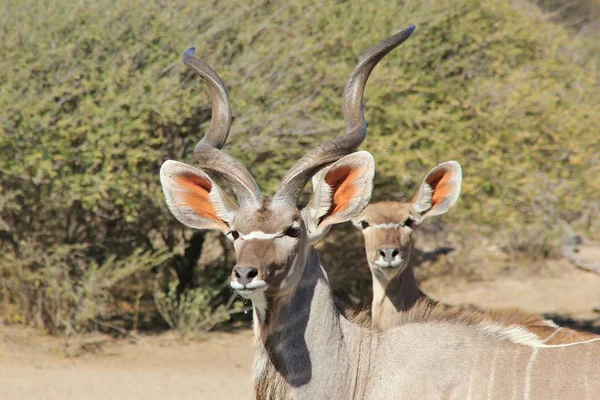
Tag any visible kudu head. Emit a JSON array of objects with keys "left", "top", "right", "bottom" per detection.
[
  {"left": 160, "top": 26, "right": 415, "bottom": 307},
  {"left": 352, "top": 161, "right": 462, "bottom": 281}
]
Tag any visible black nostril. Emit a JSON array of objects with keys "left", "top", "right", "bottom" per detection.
[
  {"left": 379, "top": 248, "right": 400, "bottom": 263},
  {"left": 234, "top": 266, "right": 258, "bottom": 285}
]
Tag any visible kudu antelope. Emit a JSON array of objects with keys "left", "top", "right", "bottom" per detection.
[
  {"left": 353, "top": 162, "right": 599, "bottom": 344},
  {"left": 160, "top": 26, "right": 600, "bottom": 399}
]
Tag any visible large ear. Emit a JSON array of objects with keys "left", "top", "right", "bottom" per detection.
[
  {"left": 160, "top": 160, "right": 238, "bottom": 233},
  {"left": 411, "top": 161, "right": 462, "bottom": 222},
  {"left": 304, "top": 151, "right": 374, "bottom": 241}
]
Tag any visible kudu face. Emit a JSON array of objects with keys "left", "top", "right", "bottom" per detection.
[
  {"left": 224, "top": 151, "right": 374, "bottom": 301},
  {"left": 353, "top": 202, "right": 417, "bottom": 279},
  {"left": 228, "top": 204, "right": 306, "bottom": 298},
  {"left": 352, "top": 162, "right": 462, "bottom": 282},
  {"left": 159, "top": 26, "right": 416, "bottom": 305}
]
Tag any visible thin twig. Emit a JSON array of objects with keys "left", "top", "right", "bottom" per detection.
[{"left": 91, "top": 319, "right": 145, "bottom": 343}]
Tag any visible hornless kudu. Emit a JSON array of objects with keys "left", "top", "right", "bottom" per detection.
[
  {"left": 353, "top": 162, "right": 600, "bottom": 344},
  {"left": 160, "top": 26, "right": 600, "bottom": 399}
]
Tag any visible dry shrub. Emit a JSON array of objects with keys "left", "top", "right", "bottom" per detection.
[{"left": 0, "top": 0, "right": 598, "bottom": 333}]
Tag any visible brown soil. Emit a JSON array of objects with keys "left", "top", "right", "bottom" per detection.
[
  {"left": 0, "top": 329, "right": 254, "bottom": 400},
  {"left": 422, "top": 259, "right": 600, "bottom": 330},
  {"left": 1, "top": 259, "right": 598, "bottom": 400}
]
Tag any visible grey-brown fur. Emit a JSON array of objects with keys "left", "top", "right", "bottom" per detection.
[
  {"left": 160, "top": 26, "right": 600, "bottom": 400},
  {"left": 250, "top": 245, "right": 600, "bottom": 399},
  {"left": 355, "top": 201, "right": 423, "bottom": 327},
  {"left": 356, "top": 175, "right": 599, "bottom": 343}
]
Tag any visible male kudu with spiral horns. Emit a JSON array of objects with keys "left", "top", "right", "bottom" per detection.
[{"left": 160, "top": 25, "right": 600, "bottom": 399}]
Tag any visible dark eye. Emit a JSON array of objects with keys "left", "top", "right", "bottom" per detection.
[
  {"left": 404, "top": 218, "right": 415, "bottom": 229},
  {"left": 229, "top": 230, "right": 240, "bottom": 240},
  {"left": 284, "top": 226, "right": 300, "bottom": 238},
  {"left": 360, "top": 220, "right": 370, "bottom": 229}
]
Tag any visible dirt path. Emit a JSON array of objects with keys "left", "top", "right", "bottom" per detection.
[
  {"left": 0, "top": 330, "right": 254, "bottom": 400},
  {"left": 422, "top": 259, "right": 600, "bottom": 324},
  {"left": 1, "top": 259, "right": 598, "bottom": 400}
]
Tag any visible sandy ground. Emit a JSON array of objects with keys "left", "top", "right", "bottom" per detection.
[
  {"left": 0, "top": 329, "right": 255, "bottom": 400},
  {"left": 423, "top": 259, "right": 600, "bottom": 323},
  {"left": 1, "top": 259, "right": 599, "bottom": 400}
]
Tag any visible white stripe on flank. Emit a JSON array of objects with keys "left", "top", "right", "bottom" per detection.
[
  {"left": 467, "top": 346, "right": 478, "bottom": 400},
  {"left": 476, "top": 322, "right": 600, "bottom": 348},
  {"left": 479, "top": 322, "right": 600, "bottom": 349},
  {"left": 542, "top": 327, "right": 562, "bottom": 343},
  {"left": 478, "top": 323, "right": 544, "bottom": 347},
  {"left": 466, "top": 370, "right": 474, "bottom": 400},
  {"left": 487, "top": 346, "right": 498, "bottom": 400},
  {"left": 510, "top": 347, "right": 521, "bottom": 400},
  {"left": 524, "top": 348, "right": 538, "bottom": 400},
  {"left": 542, "top": 319, "right": 559, "bottom": 328},
  {"left": 537, "top": 336, "right": 600, "bottom": 348}
]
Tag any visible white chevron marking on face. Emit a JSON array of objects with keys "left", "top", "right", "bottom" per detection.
[
  {"left": 369, "top": 222, "right": 403, "bottom": 229},
  {"left": 239, "top": 231, "right": 283, "bottom": 240},
  {"left": 238, "top": 222, "right": 300, "bottom": 241}
]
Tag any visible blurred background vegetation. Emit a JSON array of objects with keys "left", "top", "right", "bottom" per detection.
[{"left": 0, "top": 0, "right": 598, "bottom": 336}]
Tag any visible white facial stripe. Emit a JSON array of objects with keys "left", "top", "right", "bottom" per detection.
[
  {"left": 238, "top": 222, "right": 300, "bottom": 241},
  {"left": 239, "top": 231, "right": 282, "bottom": 240},
  {"left": 230, "top": 281, "right": 245, "bottom": 290},
  {"left": 369, "top": 222, "right": 404, "bottom": 229},
  {"left": 375, "top": 258, "right": 403, "bottom": 268},
  {"left": 246, "top": 280, "right": 267, "bottom": 289},
  {"left": 230, "top": 279, "right": 267, "bottom": 290}
]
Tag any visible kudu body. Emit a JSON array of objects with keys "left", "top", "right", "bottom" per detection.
[
  {"left": 354, "top": 163, "right": 599, "bottom": 344},
  {"left": 160, "top": 26, "right": 600, "bottom": 399}
]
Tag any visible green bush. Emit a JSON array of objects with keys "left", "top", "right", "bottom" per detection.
[
  {"left": 0, "top": 0, "right": 598, "bottom": 332},
  {"left": 0, "top": 244, "right": 170, "bottom": 332},
  {"left": 153, "top": 269, "right": 243, "bottom": 339}
]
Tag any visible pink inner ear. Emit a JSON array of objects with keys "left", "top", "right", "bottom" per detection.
[
  {"left": 325, "top": 165, "right": 360, "bottom": 216},
  {"left": 174, "top": 173, "right": 227, "bottom": 230},
  {"left": 426, "top": 169, "right": 455, "bottom": 207}
]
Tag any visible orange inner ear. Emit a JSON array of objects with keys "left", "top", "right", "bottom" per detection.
[
  {"left": 426, "top": 169, "right": 454, "bottom": 207},
  {"left": 174, "top": 173, "right": 223, "bottom": 225},
  {"left": 324, "top": 165, "right": 361, "bottom": 216}
]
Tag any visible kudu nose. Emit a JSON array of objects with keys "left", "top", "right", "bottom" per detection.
[
  {"left": 379, "top": 248, "right": 400, "bottom": 263},
  {"left": 234, "top": 266, "right": 258, "bottom": 286}
]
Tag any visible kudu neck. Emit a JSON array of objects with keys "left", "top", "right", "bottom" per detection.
[
  {"left": 371, "top": 265, "right": 423, "bottom": 329},
  {"left": 253, "top": 247, "right": 359, "bottom": 397}
]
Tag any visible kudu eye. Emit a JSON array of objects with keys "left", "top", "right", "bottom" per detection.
[
  {"left": 404, "top": 217, "right": 416, "bottom": 229},
  {"left": 227, "top": 230, "right": 240, "bottom": 241},
  {"left": 360, "top": 220, "right": 370, "bottom": 230},
  {"left": 284, "top": 226, "right": 300, "bottom": 238}
]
